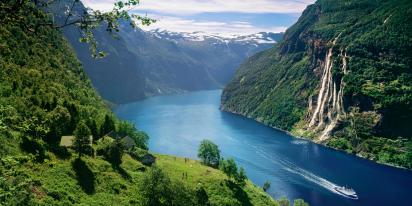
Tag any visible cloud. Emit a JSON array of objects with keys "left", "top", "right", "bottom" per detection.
[
  {"left": 82, "top": 0, "right": 314, "bottom": 14},
  {"left": 80, "top": 0, "right": 314, "bottom": 36},
  {"left": 137, "top": 15, "right": 288, "bottom": 37}
]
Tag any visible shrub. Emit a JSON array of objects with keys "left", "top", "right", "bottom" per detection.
[
  {"left": 195, "top": 184, "right": 210, "bottom": 206},
  {"left": 263, "top": 181, "right": 271, "bottom": 192},
  {"left": 220, "top": 158, "right": 247, "bottom": 186},
  {"left": 220, "top": 158, "right": 238, "bottom": 179},
  {"left": 96, "top": 137, "right": 125, "bottom": 166},
  {"left": 235, "top": 167, "right": 247, "bottom": 186},
  {"left": 128, "top": 146, "right": 149, "bottom": 161}
]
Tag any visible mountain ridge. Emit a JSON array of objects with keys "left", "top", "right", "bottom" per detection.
[{"left": 52, "top": 0, "right": 283, "bottom": 104}]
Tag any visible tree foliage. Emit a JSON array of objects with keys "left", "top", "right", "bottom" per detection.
[
  {"left": 0, "top": 156, "right": 34, "bottom": 205},
  {"left": 220, "top": 158, "right": 238, "bottom": 179},
  {"left": 197, "top": 139, "right": 220, "bottom": 167},
  {"left": 96, "top": 137, "right": 125, "bottom": 167},
  {"left": 73, "top": 121, "right": 92, "bottom": 158},
  {"left": 101, "top": 114, "right": 116, "bottom": 137},
  {"left": 263, "top": 180, "right": 271, "bottom": 192},
  {"left": 220, "top": 158, "right": 247, "bottom": 186},
  {"left": 195, "top": 184, "right": 210, "bottom": 206},
  {"left": 139, "top": 166, "right": 196, "bottom": 206},
  {"left": 345, "top": 107, "right": 380, "bottom": 147},
  {"left": 116, "top": 120, "right": 149, "bottom": 150},
  {"left": 293, "top": 199, "right": 309, "bottom": 206}
]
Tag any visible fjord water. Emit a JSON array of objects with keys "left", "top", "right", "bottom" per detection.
[{"left": 115, "top": 90, "right": 412, "bottom": 206}]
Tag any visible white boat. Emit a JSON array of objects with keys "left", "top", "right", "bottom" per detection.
[{"left": 334, "top": 186, "right": 358, "bottom": 200}]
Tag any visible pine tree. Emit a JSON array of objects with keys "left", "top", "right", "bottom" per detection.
[{"left": 74, "top": 122, "right": 92, "bottom": 158}]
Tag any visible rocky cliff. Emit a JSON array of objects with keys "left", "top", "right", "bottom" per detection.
[{"left": 221, "top": 0, "right": 412, "bottom": 168}]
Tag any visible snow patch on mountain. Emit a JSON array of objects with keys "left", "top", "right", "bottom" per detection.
[{"left": 148, "top": 29, "right": 282, "bottom": 45}]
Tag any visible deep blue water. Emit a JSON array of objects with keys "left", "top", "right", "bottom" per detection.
[{"left": 115, "top": 90, "right": 412, "bottom": 206}]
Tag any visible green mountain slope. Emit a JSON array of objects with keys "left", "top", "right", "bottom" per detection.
[
  {"left": 222, "top": 0, "right": 412, "bottom": 168},
  {"left": 0, "top": 3, "right": 111, "bottom": 149},
  {"left": 0, "top": 2, "right": 297, "bottom": 205}
]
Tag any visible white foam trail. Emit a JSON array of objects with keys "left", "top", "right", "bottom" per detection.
[
  {"left": 249, "top": 144, "right": 355, "bottom": 199},
  {"left": 281, "top": 163, "right": 341, "bottom": 196}
]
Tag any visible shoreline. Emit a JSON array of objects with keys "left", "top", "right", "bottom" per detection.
[{"left": 220, "top": 106, "right": 411, "bottom": 172}]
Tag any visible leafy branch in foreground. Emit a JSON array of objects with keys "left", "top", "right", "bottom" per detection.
[
  {"left": 60, "top": 0, "right": 156, "bottom": 58},
  {"left": 0, "top": 0, "right": 156, "bottom": 58}
]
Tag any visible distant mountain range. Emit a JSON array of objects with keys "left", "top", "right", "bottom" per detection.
[
  {"left": 149, "top": 29, "right": 281, "bottom": 45},
  {"left": 51, "top": 0, "right": 283, "bottom": 104}
]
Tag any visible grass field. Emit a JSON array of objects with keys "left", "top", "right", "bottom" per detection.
[{"left": 16, "top": 150, "right": 279, "bottom": 205}]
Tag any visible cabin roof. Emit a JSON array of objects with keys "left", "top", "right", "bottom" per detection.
[
  {"left": 60, "top": 136, "right": 75, "bottom": 147},
  {"left": 60, "top": 135, "right": 93, "bottom": 147}
]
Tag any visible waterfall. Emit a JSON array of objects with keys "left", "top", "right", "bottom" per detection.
[
  {"left": 308, "top": 38, "right": 347, "bottom": 141},
  {"left": 309, "top": 47, "right": 334, "bottom": 127}
]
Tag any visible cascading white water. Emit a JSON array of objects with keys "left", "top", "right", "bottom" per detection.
[
  {"left": 309, "top": 47, "right": 334, "bottom": 127},
  {"left": 308, "top": 39, "right": 348, "bottom": 141}
]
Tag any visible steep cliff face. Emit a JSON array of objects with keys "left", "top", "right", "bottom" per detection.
[
  {"left": 307, "top": 37, "right": 347, "bottom": 141},
  {"left": 222, "top": 0, "right": 412, "bottom": 167}
]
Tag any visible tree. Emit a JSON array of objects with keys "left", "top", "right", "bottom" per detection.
[
  {"left": 46, "top": 105, "right": 71, "bottom": 143},
  {"left": 96, "top": 137, "right": 125, "bottom": 166},
  {"left": 235, "top": 167, "right": 247, "bottom": 186},
  {"left": 278, "top": 197, "right": 290, "bottom": 206},
  {"left": 64, "top": 101, "right": 79, "bottom": 133},
  {"left": 263, "top": 181, "right": 271, "bottom": 192},
  {"left": 219, "top": 158, "right": 238, "bottom": 179},
  {"left": 220, "top": 158, "right": 248, "bottom": 186},
  {"left": 107, "top": 138, "right": 125, "bottom": 167},
  {"left": 198, "top": 139, "right": 220, "bottom": 167},
  {"left": 293, "top": 199, "right": 309, "bottom": 206},
  {"left": 116, "top": 120, "right": 149, "bottom": 149},
  {"left": 140, "top": 166, "right": 197, "bottom": 206},
  {"left": 140, "top": 166, "right": 172, "bottom": 206},
  {"left": 73, "top": 122, "right": 92, "bottom": 158},
  {"left": 100, "top": 114, "right": 115, "bottom": 137},
  {"left": 87, "top": 119, "right": 99, "bottom": 141},
  {"left": 170, "top": 181, "right": 196, "bottom": 206}
]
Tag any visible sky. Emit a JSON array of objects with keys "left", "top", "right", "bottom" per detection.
[{"left": 82, "top": 0, "right": 315, "bottom": 36}]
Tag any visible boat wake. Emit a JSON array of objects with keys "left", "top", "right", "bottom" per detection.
[
  {"left": 291, "top": 139, "right": 309, "bottom": 145},
  {"left": 282, "top": 162, "right": 340, "bottom": 195},
  {"left": 250, "top": 144, "right": 358, "bottom": 200}
]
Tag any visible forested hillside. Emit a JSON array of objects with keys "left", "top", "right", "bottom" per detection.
[
  {"left": 0, "top": 0, "right": 113, "bottom": 156},
  {"left": 222, "top": 0, "right": 412, "bottom": 168},
  {"left": 0, "top": 1, "right": 293, "bottom": 205}
]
